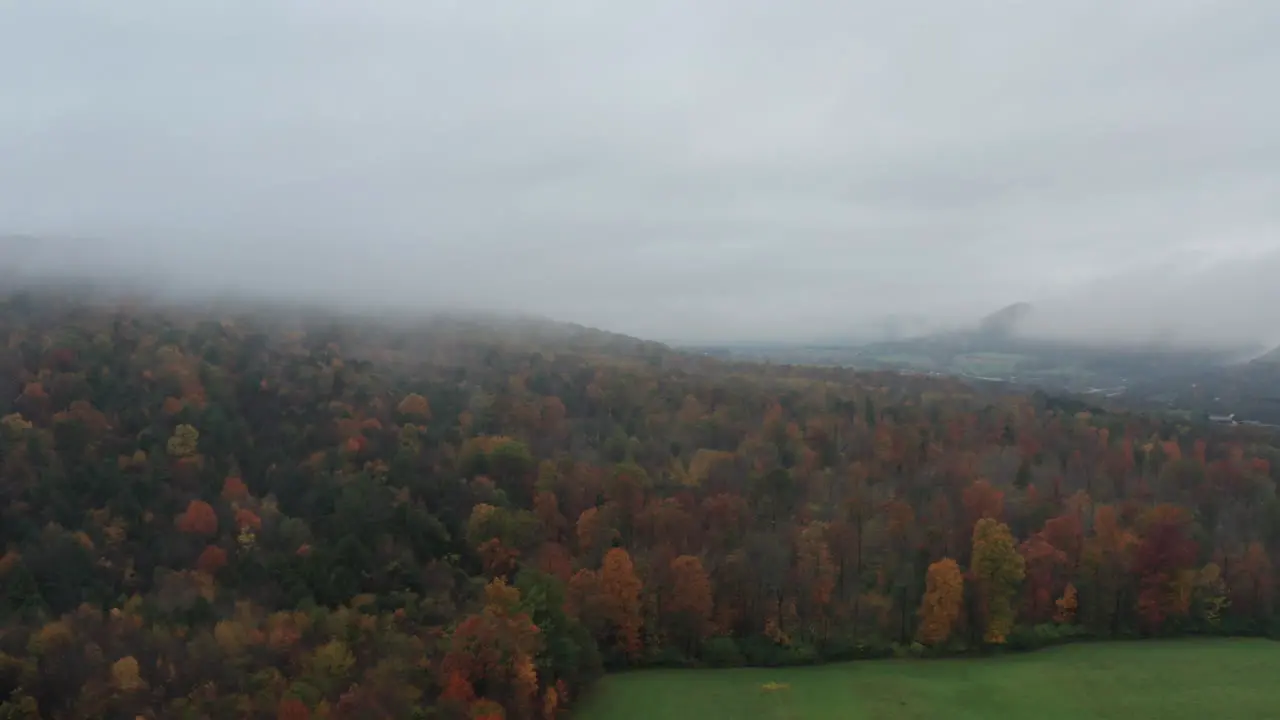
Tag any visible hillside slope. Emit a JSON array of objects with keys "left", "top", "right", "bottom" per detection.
[{"left": 0, "top": 291, "right": 1277, "bottom": 719}]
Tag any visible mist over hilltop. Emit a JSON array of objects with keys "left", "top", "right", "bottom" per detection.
[
  {"left": 994, "top": 249, "right": 1280, "bottom": 351},
  {"left": 2, "top": 1, "right": 1278, "bottom": 346}
]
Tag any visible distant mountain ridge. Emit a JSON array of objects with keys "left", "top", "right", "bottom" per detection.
[
  {"left": 1254, "top": 346, "right": 1280, "bottom": 364},
  {"left": 977, "top": 301, "right": 1034, "bottom": 337},
  {"left": 696, "top": 296, "right": 1280, "bottom": 423}
]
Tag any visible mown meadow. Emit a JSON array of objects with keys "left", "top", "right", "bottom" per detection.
[{"left": 576, "top": 639, "right": 1280, "bottom": 720}]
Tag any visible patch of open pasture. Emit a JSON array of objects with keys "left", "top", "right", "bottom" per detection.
[{"left": 574, "top": 639, "right": 1280, "bottom": 720}]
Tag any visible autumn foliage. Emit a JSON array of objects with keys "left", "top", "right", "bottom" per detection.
[
  {"left": 442, "top": 579, "right": 542, "bottom": 719},
  {"left": 1134, "top": 505, "right": 1198, "bottom": 631},
  {"left": 235, "top": 507, "right": 263, "bottom": 531},
  {"left": 917, "top": 558, "right": 965, "bottom": 646},
  {"left": 176, "top": 499, "right": 218, "bottom": 536},
  {"left": 111, "top": 655, "right": 144, "bottom": 691},
  {"left": 599, "top": 548, "right": 644, "bottom": 657},
  {"left": 971, "top": 518, "right": 1026, "bottom": 644},
  {"left": 665, "top": 555, "right": 714, "bottom": 651},
  {"left": 196, "top": 545, "right": 229, "bottom": 574},
  {"left": 396, "top": 392, "right": 432, "bottom": 419},
  {"left": 0, "top": 292, "right": 1277, "bottom": 717},
  {"left": 277, "top": 697, "right": 310, "bottom": 720},
  {"left": 222, "top": 475, "right": 250, "bottom": 500},
  {"left": 1054, "top": 583, "right": 1078, "bottom": 624}
]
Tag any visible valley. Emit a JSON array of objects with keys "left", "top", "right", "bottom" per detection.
[{"left": 684, "top": 303, "right": 1280, "bottom": 427}]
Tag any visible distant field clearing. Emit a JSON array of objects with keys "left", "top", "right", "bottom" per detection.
[
  {"left": 952, "top": 352, "right": 1027, "bottom": 375},
  {"left": 574, "top": 639, "right": 1280, "bottom": 720}
]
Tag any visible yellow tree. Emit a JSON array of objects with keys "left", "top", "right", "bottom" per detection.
[
  {"left": 167, "top": 424, "right": 200, "bottom": 458},
  {"left": 396, "top": 392, "right": 431, "bottom": 420},
  {"left": 111, "top": 656, "right": 145, "bottom": 692},
  {"left": 1192, "top": 563, "right": 1230, "bottom": 628},
  {"left": 917, "top": 558, "right": 964, "bottom": 646},
  {"left": 794, "top": 522, "right": 837, "bottom": 642},
  {"left": 971, "top": 518, "right": 1026, "bottom": 644}
]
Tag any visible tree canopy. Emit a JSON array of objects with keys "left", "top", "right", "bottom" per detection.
[{"left": 0, "top": 291, "right": 1277, "bottom": 718}]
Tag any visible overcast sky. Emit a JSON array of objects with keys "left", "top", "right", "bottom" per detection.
[{"left": 2, "top": 1, "right": 1278, "bottom": 344}]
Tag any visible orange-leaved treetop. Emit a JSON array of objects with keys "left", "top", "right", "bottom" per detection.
[{"left": 917, "top": 558, "right": 964, "bottom": 646}]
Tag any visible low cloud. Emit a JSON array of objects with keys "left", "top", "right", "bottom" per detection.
[{"left": 1, "top": 1, "right": 1277, "bottom": 344}]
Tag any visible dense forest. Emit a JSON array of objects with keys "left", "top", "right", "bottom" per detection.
[{"left": 0, "top": 290, "right": 1277, "bottom": 719}]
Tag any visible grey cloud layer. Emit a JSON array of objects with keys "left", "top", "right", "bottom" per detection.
[{"left": 2, "top": 1, "right": 1278, "bottom": 343}]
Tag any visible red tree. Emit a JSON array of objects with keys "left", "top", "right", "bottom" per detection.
[
  {"left": 196, "top": 545, "right": 228, "bottom": 574},
  {"left": 176, "top": 500, "right": 218, "bottom": 536},
  {"left": 664, "top": 554, "right": 713, "bottom": 653},
  {"left": 442, "top": 579, "right": 541, "bottom": 719},
  {"left": 1134, "top": 505, "right": 1198, "bottom": 632},
  {"left": 222, "top": 475, "right": 250, "bottom": 501},
  {"left": 1019, "top": 534, "right": 1065, "bottom": 622},
  {"left": 235, "top": 507, "right": 263, "bottom": 532},
  {"left": 277, "top": 697, "right": 310, "bottom": 720}
]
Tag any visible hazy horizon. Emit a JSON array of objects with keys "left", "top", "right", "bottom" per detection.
[{"left": 3, "top": 2, "right": 1278, "bottom": 346}]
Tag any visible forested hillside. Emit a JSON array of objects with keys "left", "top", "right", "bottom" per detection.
[{"left": 0, "top": 291, "right": 1278, "bottom": 719}]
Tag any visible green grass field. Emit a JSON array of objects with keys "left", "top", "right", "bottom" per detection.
[
  {"left": 951, "top": 352, "right": 1027, "bottom": 376},
  {"left": 574, "top": 639, "right": 1280, "bottom": 719}
]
